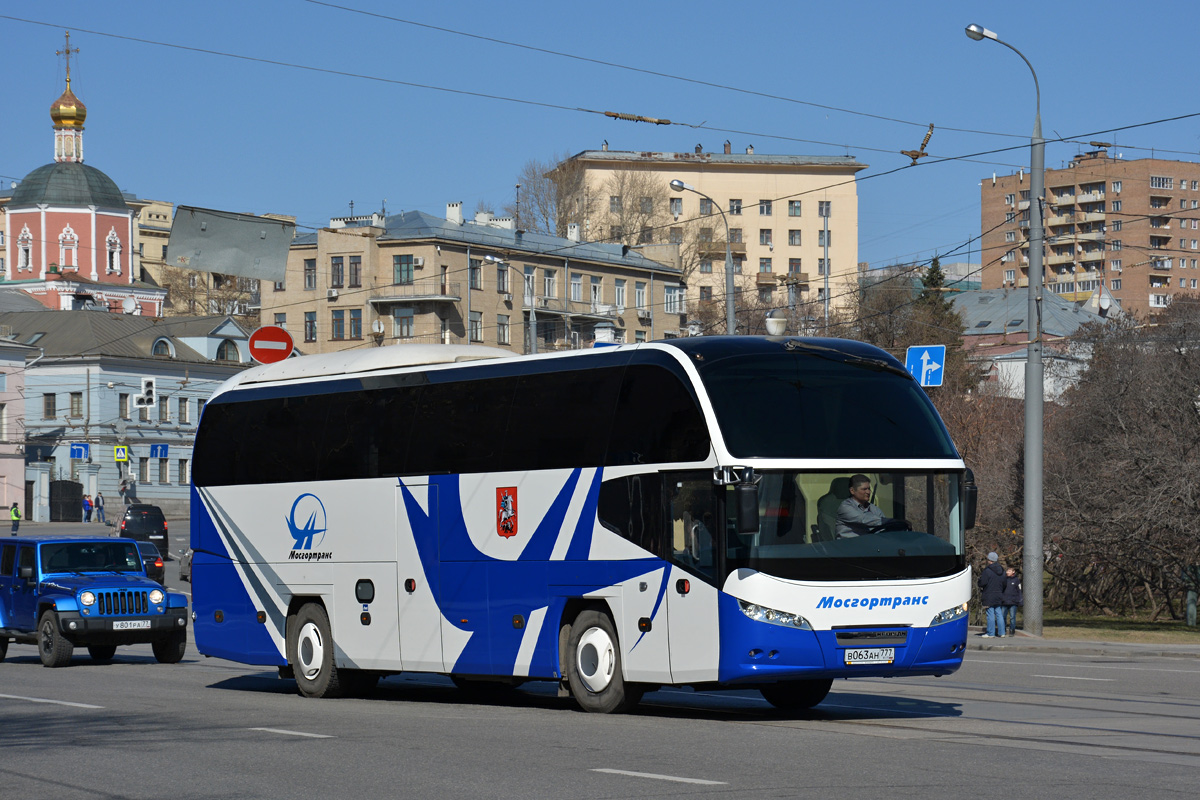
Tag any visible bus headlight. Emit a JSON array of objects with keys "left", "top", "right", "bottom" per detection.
[
  {"left": 80, "top": 591, "right": 96, "bottom": 606},
  {"left": 149, "top": 589, "right": 165, "bottom": 605},
  {"left": 738, "top": 599, "right": 812, "bottom": 630},
  {"left": 930, "top": 603, "right": 968, "bottom": 626}
]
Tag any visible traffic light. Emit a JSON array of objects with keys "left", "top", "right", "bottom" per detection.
[{"left": 133, "top": 377, "right": 157, "bottom": 408}]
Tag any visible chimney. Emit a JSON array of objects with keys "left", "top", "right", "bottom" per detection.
[
  {"left": 447, "top": 201, "right": 464, "bottom": 225},
  {"left": 567, "top": 222, "right": 580, "bottom": 242},
  {"left": 746, "top": 144, "right": 754, "bottom": 155},
  {"left": 723, "top": 140, "right": 731, "bottom": 154},
  {"left": 475, "top": 211, "right": 493, "bottom": 225}
]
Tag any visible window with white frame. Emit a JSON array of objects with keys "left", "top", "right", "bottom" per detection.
[
  {"left": 669, "top": 197, "right": 682, "bottom": 217},
  {"left": 105, "top": 228, "right": 122, "bottom": 273},
  {"left": 1112, "top": 181, "right": 1122, "bottom": 193},
  {"left": 635, "top": 281, "right": 647, "bottom": 309},
  {"left": 469, "top": 311, "right": 483, "bottom": 342},
  {"left": 158, "top": 458, "right": 169, "bottom": 483},
  {"left": 788, "top": 200, "right": 801, "bottom": 217},
  {"left": 570, "top": 273, "right": 583, "bottom": 302},
  {"left": 1151, "top": 176, "right": 1173, "bottom": 189},
  {"left": 1150, "top": 294, "right": 1170, "bottom": 308},
  {"left": 178, "top": 397, "right": 189, "bottom": 424},
  {"left": 614, "top": 279, "right": 626, "bottom": 309},
  {"left": 58, "top": 225, "right": 78, "bottom": 269},
  {"left": 542, "top": 269, "right": 556, "bottom": 298},
  {"left": 729, "top": 199, "right": 742, "bottom": 215},
  {"left": 590, "top": 276, "right": 602, "bottom": 306},
  {"left": 759, "top": 200, "right": 772, "bottom": 216},
  {"left": 1111, "top": 278, "right": 1121, "bottom": 290},
  {"left": 1004, "top": 269, "right": 1016, "bottom": 283},
  {"left": 1006, "top": 231, "right": 1017, "bottom": 242},
  {"left": 496, "top": 263, "right": 509, "bottom": 293},
  {"left": 664, "top": 286, "right": 684, "bottom": 314}
]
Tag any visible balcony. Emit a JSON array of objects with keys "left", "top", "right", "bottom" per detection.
[
  {"left": 524, "top": 295, "right": 637, "bottom": 320},
  {"left": 369, "top": 279, "right": 461, "bottom": 305},
  {"left": 1046, "top": 252, "right": 1074, "bottom": 266},
  {"left": 1077, "top": 190, "right": 1105, "bottom": 203},
  {"left": 1051, "top": 194, "right": 1076, "bottom": 206},
  {"left": 782, "top": 272, "right": 810, "bottom": 286},
  {"left": 1018, "top": 200, "right": 1030, "bottom": 211},
  {"left": 697, "top": 240, "right": 747, "bottom": 257},
  {"left": 1047, "top": 212, "right": 1075, "bottom": 226},
  {"left": 1077, "top": 211, "right": 1105, "bottom": 224},
  {"left": 755, "top": 272, "right": 777, "bottom": 287},
  {"left": 1075, "top": 231, "right": 1105, "bottom": 242}
]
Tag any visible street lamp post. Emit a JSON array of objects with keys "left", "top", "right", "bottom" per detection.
[
  {"left": 966, "top": 23, "right": 1045, "bottom": 636},
  {"left": 670, "top": 179, "right": 736, "bottom": 334}
]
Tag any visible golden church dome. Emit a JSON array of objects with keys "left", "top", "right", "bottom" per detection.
[{"left": 50, "top": 79, "right": 87, "bottom": 129}]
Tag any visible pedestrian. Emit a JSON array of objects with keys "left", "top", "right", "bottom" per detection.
[
  {"left": 977, "top": 551, "right": 1007, "bottom": 638},
  {"left": 95, "top": 492, "right": 106, "bottom": 524},
  {"left": 83, "top": 494, "right": 93, "bottom": 523},
  {"left": 1001, "top": 566, "right": 1023, "bottom": 637},
  {"left": 10, "top": 502, "right": 21, "bottom": 534}
]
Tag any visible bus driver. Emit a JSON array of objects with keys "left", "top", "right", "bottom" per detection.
[{"left": 836, "top": 474, "right": 895, "bottom": 537}]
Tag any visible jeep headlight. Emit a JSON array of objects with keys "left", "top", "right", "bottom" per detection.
[
  {"left": 738, "top": 599, "right": 812, "bottom": 630},
  {"left": 930, "top": 603, "right": 969, "bottom": 626},
  {"left": 149, "top": 589, "right": 165, "bottom": 605},
  {"left": 80, "top": 591, "right": 96, "bottom": 606}
]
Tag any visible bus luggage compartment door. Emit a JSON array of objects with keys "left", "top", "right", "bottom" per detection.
[{"left": 397, "top": 483, "right": 446, "bottom": 673}]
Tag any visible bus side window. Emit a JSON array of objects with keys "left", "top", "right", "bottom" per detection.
[
  {"left": 597, "top": 475, "right": 664, "bottom": 558},
  {"left": 607, "top": 364, "right": 709, "bottom": 466}
]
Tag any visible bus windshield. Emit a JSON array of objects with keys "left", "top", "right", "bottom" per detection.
[
  {"left": 696, "top": 350, "right": 957, "bottom": 459},
  {"left": 723, "top": 470, "right": 965, "bottom": 581}
]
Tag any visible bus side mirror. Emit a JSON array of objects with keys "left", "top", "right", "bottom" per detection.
[
  {"left": 736, "top": 483, "right": 759, "bottom": 534},
  {"left": 963, "top": 468, "right": 978, "bottom": 530}
]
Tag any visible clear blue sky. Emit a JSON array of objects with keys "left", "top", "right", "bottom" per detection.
[{"left": 3, "top": 1, "right": 1197, "bottom": 271}]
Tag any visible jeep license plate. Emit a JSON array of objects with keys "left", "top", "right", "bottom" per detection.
[
  {"left": 113, "top": 620, "right": 151, "bottom": 630},
  {"left": 844, "top": 647, "right": 894, "bottom": 665}
]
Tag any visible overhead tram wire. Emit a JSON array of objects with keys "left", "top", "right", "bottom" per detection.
[
  {"left": 0, "top": 14, "right": 1031, "bottom": 169},
  {"left": 299, "top": 0, "right": 1032, "bottom": 142}
]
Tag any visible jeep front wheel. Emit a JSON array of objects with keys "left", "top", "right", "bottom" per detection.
[
  {"left": 38, "top": 611, "right": 73, "bottom": 667},
  {"left": 152, "top": 630, "right": 187, "bottom": 664}
]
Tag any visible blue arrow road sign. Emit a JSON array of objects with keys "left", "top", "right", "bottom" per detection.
[
  {"left": 905, "top": 345, "right": 946, "bottom": 387},
  {"left": 70, "top": 443, "right": 89, "bottom": 459},
  {"left": 150, "top": 444, "right": 169, "bottom": 458}
]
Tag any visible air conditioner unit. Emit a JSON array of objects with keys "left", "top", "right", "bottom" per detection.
[
  {"left": 502, "top": 293, "right": 513, "bottom": 302},
  {"left": 413, "top": 256, "right": 425, "bottom": 267},
  {"left": 327, "top": 289, "right": 339, "bottom": 299}
]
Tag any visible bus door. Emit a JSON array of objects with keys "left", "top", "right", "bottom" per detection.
[
  {"left": 396, "top": 483, "right": 447, "bottom": 673},
  {"left": 665, "top": 473, "right": 722, "bottom": 684}
]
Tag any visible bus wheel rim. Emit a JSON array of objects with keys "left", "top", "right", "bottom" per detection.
[
  {"left": 297, "top": 621, "right": 324, "bottom": 680},
  {"left": 576, "top": 626, "right": 615, "bottom": 693}
]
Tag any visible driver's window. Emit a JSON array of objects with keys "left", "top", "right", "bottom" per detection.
[
  {"left": 667, "top": 472, "right": 718, "bottom": 584},
  {"left": 18, "top": 546, "right": 34, "bottom": 575}
]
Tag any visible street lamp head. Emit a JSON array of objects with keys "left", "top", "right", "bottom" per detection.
[
  {"left": 669, "top": 179, "right": 693, "bottom": 193},
  {"left": 965, "top": 23, "right": 997, "bottom": 42},
  {"left": 483, "top": 254, "right": 505, "bottom": 264}
]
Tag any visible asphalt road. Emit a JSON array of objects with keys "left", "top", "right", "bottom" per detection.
[{"left": 2, "top": 614, "right": 1198, "bottom": 799}]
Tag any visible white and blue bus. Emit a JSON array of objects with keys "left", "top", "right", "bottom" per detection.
[{"left": 190, "top": 337, "right": 975, "bottom": 712}]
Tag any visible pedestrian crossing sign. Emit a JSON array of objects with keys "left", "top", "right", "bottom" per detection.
[{"left": 114, "top": 446, "right": 128, "bottom": 462}]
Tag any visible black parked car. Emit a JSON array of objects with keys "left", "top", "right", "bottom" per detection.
[
  {"left": 137, "top": 541, "right": 165, "bottom": 584},
  {"left": 120, "top": 504, "right": 169, "bottom": 557}
]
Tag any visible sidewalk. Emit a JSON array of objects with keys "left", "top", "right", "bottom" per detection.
[{"left": 966, "top": 626, "right": 1200, "bottom": 659}]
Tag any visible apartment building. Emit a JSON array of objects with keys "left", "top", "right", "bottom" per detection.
[
  {"left": 551, "top": 145, "right": 866, "bottom": 322},
  {"left": 981, "top": 150, "right": 1200, "bottom": 317},
  {"left": 261, "top": 203, "right": 686, "bottom": 355}
]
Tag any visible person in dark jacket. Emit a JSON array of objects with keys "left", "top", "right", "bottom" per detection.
[
  {"left": 977, "top": 551, "right": 1007, "bottom": 637},
  {"left": 1001, "top": 567, "right": 1023, "bottom": 636}
]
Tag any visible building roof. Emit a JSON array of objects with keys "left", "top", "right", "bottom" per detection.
[
  {"left": 952, "top": 289, "right": 1105, "bottom": 338},
  {"left": 8, "top": 161, "right": 127, "bottom": 210},
  {"left": 0, "top": 311, "right": 247, "bottom": 363},
  {"left": 301, "top": 210, "right": 682, "bottom": 274},
  {"left": 563, "top": 149, "right": 867, "bottom": 171},
  {"left": 0, "top": 289, "right": 52, "bottom": 313}
]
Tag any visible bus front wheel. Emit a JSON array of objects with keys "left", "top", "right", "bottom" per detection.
[
  {"left": 287, "top": 603, "right": 344, "bottom": 698},
  {"left": 566, "top": 610, "right": 642, "bottom": 714},
  {"left": 760, "top": 678, "right": 833, "bottom": 710}
]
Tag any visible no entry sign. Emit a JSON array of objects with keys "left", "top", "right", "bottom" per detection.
[{"left": 248, "top": 325, "right": 295, "bottom": 364}]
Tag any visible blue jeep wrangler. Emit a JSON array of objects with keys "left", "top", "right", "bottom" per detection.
[{"left": 0, "top": 536, "right": 189, "bottom": 667}]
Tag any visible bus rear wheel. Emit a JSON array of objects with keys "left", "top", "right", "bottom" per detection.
[
  {"left": 566, "top": 610, "right": 642, "bottom": 714},
  {"left": 760, "top": 678, "right": 833, "bottom": 710},
  {"left": 287, "top": 603, "right": 344, "bottom": 698}
]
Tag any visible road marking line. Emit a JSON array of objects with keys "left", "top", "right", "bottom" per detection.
[
  {"left": 1032, "top": 675, "right": 1115, "bottom": 682},
  {"left": 591, "top": 769, "right": 726, "bottom": 785},
  {"left": 249, "top": 727, "right": 333, "bottom": 739},
  {"left": 0, "top": 693, "right": 104, "bottom": 709},
  {"left": 970, "top": 658, "right": 1199, "bottom": 674}
]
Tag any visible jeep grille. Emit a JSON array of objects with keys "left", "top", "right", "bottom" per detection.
[{"left": 96, "top": 590, "right": 150, "bottom": 616}]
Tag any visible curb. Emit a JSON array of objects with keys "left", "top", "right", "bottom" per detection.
[{"left": 965, "top": 636, "right": 1200, "bottom": 660}]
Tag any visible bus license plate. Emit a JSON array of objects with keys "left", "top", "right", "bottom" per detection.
[
  {"left": 113, "top": 620, "right": 151, "bottom": 630},
  {"left": 844, "top": 647, "right": 894, "bottom": 665}
]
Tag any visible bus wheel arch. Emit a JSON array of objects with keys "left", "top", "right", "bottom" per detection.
[
  {"left": 285, "top": 601, "right": 345, "bottom": 698},
  {"left": 564, "top": 607, "right": 642, "bottom": 714}
]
